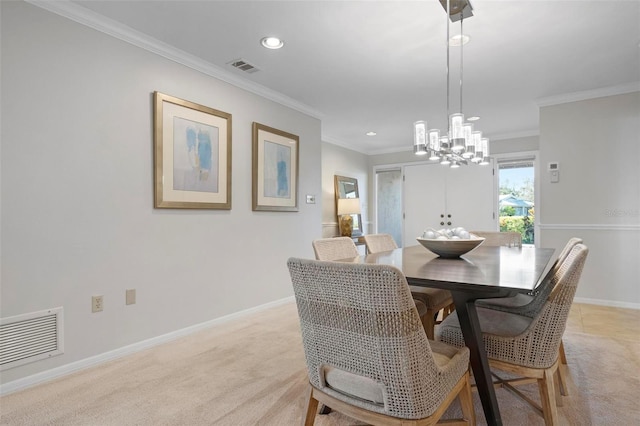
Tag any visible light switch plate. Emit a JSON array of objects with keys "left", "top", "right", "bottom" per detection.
[
  {"left": 306, "top": 194, "right": 316, "bottom": 204},
  {"left": 126, "top": 289, "right": 136, "bottom": 305}
]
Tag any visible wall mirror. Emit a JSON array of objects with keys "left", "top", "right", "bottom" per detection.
[{"left": 334, "top": 175, "right": 362, "bottom": 237}]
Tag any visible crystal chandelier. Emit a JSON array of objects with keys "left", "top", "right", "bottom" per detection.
[{"left": 413, "top": 0, "right": 490, "bottom": 167}]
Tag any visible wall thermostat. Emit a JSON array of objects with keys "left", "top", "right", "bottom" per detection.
[{"left": 548, "top": 162, "right": 560, "bottom": 183}]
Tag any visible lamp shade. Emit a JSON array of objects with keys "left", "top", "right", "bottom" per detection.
[{"left": 337, "top": 197, "right": 361, "bottom": 215}]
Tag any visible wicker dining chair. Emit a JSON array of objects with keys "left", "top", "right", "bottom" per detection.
[
  {"left": 436, "top": 243, "right": 589, "bottom": 425},
  {"left": 288, "top": 257, "right": 476, "bottom": 426},
  {"left": 469, "top": 231, "right": 522, "bottom": 248},
  {"left": 362, "top": 233, "right": 456, "bottom": 340},
  {"left": 475, "top": 237, "right": 583, "bottom": 395}
]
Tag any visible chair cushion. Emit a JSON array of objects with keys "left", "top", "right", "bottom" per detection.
[
  {"left": 428, "top": 339, "right": 462, "bottom": 368},
  {"left": 323, "top": 365, "right": 385, "bottom": 406},
  {"left": 476, "top": 293, "right": 533, "bottom": 309},
  {"left": 409, "top": 286, "right": 452, "bottom": 308},
  {"left": 437, "top": 306, "right": 533, "bottom": 343}
]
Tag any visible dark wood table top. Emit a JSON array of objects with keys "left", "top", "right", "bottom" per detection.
[{"left": 355, "top": 244, "right": 556, "bottom": 297}]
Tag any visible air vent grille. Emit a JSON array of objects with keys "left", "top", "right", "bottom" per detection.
[
  {"left": 228, "top": 58, "right": 260, "bottom": 73},
  {"left": 1, "top": 307, "right": 64, "bottom": 370}
]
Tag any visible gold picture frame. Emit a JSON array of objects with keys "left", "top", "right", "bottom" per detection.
[
  {"left": 252, "top": 122, "right": 299, "bottom": 212},
  {"left": 153, "top": 91, "right": 232, "bottom": 209}
]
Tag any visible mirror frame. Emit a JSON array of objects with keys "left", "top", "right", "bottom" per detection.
[{"left": 334, "top": 175, "right": 363, "bottom": 237}]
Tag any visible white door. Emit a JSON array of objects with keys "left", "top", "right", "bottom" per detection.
[
  {"left": 403, "top": 162, "right": 496, "bottom": 245},
  {"left": 403, "top": 163, "right": 446, "bottom": 246},
  {"left": 445, "top": 159, "right": 496, "bottom": 231}
]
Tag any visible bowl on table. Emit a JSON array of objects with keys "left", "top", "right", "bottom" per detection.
[{"left": 416, "top": 236, "right": 485, "bottom": 258}]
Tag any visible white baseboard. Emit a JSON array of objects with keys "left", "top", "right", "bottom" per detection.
[
  {"left": 574, "top": 297, "right": 640, "bottom": 310},
  {"left": 0, "top": 296, "right": 295, "bottom": 396}
]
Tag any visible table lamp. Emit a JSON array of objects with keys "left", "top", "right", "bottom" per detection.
[{"left": 337, "top": 198, "right": 361, "bottom": 237}]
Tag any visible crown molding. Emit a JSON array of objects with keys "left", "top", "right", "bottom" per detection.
[
  {"left": 367, "top": 145, "right": 413, "bottom": 156},
  {"left": 26, "top": 0, "right": 324, "bottom": 120},
  {"left": 537, "top": 82, "right": 640, "bottom": 107},
  {"left": 489, "top": 129, "right": 540, "bottom": 141},
  {"left": 321, "top": 134, "right": 371, "bottom": 155}
]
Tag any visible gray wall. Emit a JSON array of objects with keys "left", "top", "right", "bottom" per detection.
[
  {"left": 1, "top": 2, "right": 322, "bottom": 384},
  {"left": 539, "top": 92, "right": 640, "bottom": 307},
  {"left": 321, "top": 142, "right": 369, "bottom": 237}
]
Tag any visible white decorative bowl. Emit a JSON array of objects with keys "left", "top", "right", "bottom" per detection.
[{"left": 416, "top": 237, "right": 485, "bottom": 258}]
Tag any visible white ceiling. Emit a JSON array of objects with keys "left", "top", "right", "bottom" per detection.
[{"left": 67, "top": 0, "right": 640, "bottom": 154}]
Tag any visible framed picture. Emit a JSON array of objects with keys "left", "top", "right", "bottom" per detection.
[
  {"left": 252, "top": 122, "right": 299, "bottom": 212},
  {"left": 153, "top": 91, "right": 232, "bottom": 209}
]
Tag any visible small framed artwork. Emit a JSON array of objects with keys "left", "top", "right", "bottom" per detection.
[
  {"left": 153, "top": 91, "right": 232, "bottom": 209},
  {"left": 252, "top": 122, "right": 299, "bottom": 212}
]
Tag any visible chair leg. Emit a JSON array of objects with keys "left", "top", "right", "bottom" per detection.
[
  {"left": 538, "top": 368, "right": 559, "bottom": 426},
  {"left": 559, "top": 340, "right": 568, "bottom": 365},
  {"left": 443, "top": 302, "right": 456, "bottom": 319},
  {"left": 458, "top": 371, "right": 477, "bottom": 426},
  {"left": 553, "top": 370, "right": 564, "bottom": 407},
  {"left": 555, "top": 364, "right": 568, "bottom": 397},
  {"left": 557, "top": 341, "right": 569, "bottom": 396},
  {"left": 423, "top": 309, "right": 436, "bottom": 340},
  {"left": 303, "top": 385, "right": 319, "bottom": 426}
]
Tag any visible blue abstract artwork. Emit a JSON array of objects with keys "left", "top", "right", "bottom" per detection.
[
  {"left": 263, "top": 140, "right": 291, "bottom": 198},
  {"left": 172, "top": 117, "right": 219, "bottom": 193}
]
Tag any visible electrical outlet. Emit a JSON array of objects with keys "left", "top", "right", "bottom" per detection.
[
  {"left": 92, "top": 295, "right": 104, "bottom": 313},
  {"left": 126, "top": 289, "right": 136, "bottom": 305}
]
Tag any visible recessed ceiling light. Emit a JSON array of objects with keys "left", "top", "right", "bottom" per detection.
[
  {"left": 260, "top": 36, "right": 284, "bottom": 49},
  {"left": 366, "top": 131, "right": 377, "bottom": 136},
  {"left": 449, "top": 34, "right": 470, "bottom": 46},
  {"left": 467, "top": 116, "right": 480, "bottom": 121}
]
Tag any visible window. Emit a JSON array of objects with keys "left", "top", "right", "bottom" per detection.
[{"left": 497, "top": 157, "right": 535, "bottom": 244}]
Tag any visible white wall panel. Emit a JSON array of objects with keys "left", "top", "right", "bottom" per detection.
[{"left": 539, "top": 92, "right": 640, "bottom": 306}]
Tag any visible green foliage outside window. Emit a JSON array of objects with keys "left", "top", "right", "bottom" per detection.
[
  {"left": 499, "top": 208, "right": 535, "bottom": 244},
  {"left": 500, "top": 206, "right": 516, "bottom": 216}
]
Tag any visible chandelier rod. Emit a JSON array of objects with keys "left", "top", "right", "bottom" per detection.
[
  {"left": 446, "top": 0, "right": 450, "bottom": 120},
  {"left": 459, "top": 13, "right": 463, "bottom": 116}
]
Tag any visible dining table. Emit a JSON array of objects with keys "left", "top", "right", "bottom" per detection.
[{"left": 347, "top": 243, "right": 555, "bottom": 426}]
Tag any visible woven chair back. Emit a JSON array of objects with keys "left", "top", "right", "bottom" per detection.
[
  {"left": 510, "top": 237, "right": 584, "bottom": 318},
  {"left": 312, "top": 237, "right": 358, "bottom": 261},
  {"left": 363, "top": 233, "right": 398, "bottom": 254},
  {"left": 494, "top": 243, "right": 588, "bottom": 369},
  {"left": 470, "top": 231, "right": 522, "bottom": 248},
  {"left": 287, "top": 258, "right": 468, "bottom": 418},
  {"left": 551, "top": 237, "right": 583, "bottom": 275}
]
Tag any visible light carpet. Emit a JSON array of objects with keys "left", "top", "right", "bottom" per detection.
[{"left": 1, "top": 302, "right": 639, "bottom": 425}]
